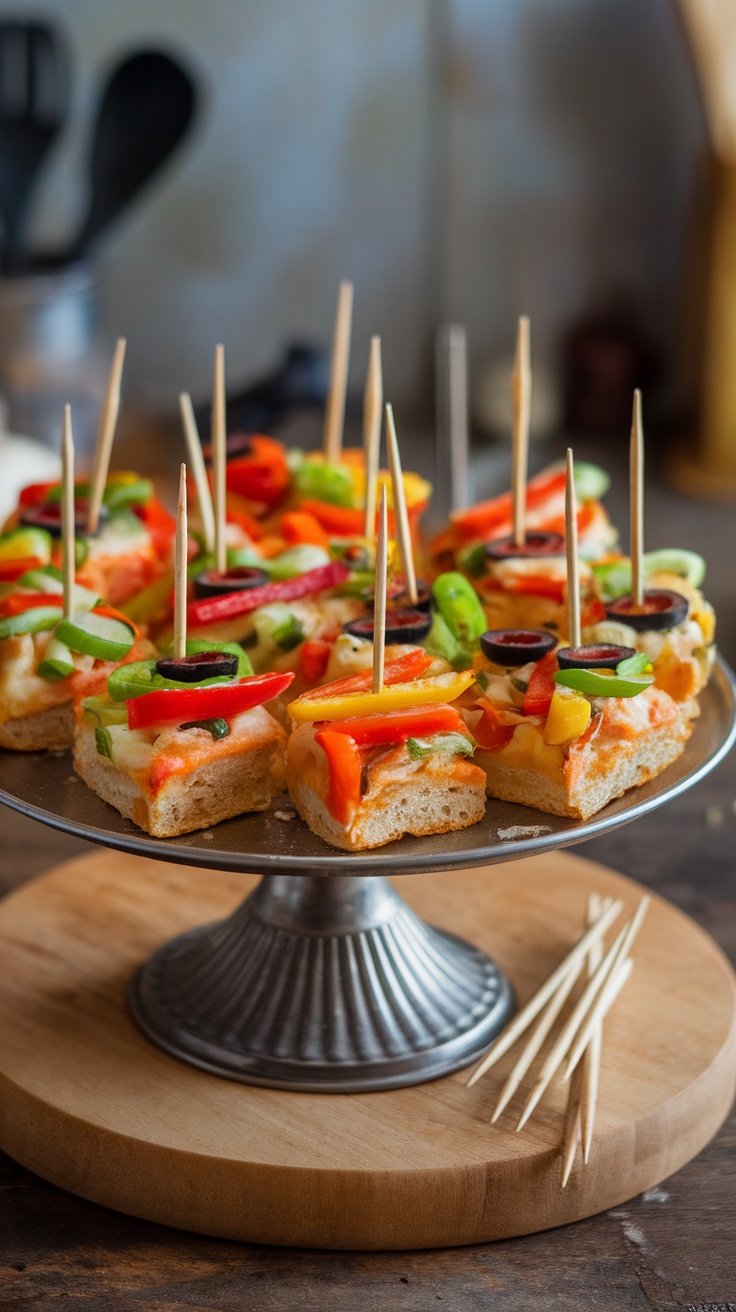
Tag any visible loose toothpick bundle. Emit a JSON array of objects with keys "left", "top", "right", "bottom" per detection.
[
  {"left": 87, "top": 336, "right": 126, "bottom": 534},
  {"left": 179, "top": 392, "right": 215, "bottom": 553},
  {"left": 173, "top": 463, "right": 188, "bottom": 660},
  {"left": 373, "top": 485, "right": 388, "bottom": 694},
  {"left": 630, "top": 389, "right": 644, "bottom": 608},
  {"left": 511, "top": 315, "right": 531, "bottom": 546},
  {"left": 61, "top": 405, "right": 76, "bottom": 620},
  {"left": 467, "top": 892, "right": 647, "bottom": 1186},
  {"left": 363, "top": 335, "right": 383, "bottom": 541},
  {"left": 323, "top": 280, "right": 353, "bottom": 464},
  {"left": 212, "top": 344, "right": 227, "bottom": 575},
  {"left": 565, "top": 447, "right": 581, "bottom": 650},
  {"left": 385, "top": 402, "right": 418, "bottom": 606}
]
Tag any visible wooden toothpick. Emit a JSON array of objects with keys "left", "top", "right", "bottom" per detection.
[
  {"left": 179, "top": 392, "right": 215, "bottom": 553},
  {"left": 212, "top": 344, "right": 227, "bottom": 575},
  {"left": 173, "top": 464, "right": 188, "bottom": 660},
  {"left": 630, "top": 389, "right": 644, "bottom": 607},
  {"left": 87, "top": 336, "right": 126, "bottom": 534},
  {"left": 466, "top": 897, "right": 623, "bottom": 1088},
  {"left": 363, "top": 335, "right": 383, "bottom": 540},
  {"left": 511, "top": 315, "right": 531, "bottom": 546},
  {"left": 61, "top": 405, "right": 75, "bottom": 620},
  {"left": 580, "top": 893, "right": 605, "bottom": 1164},
  {"left": 373, "top": 485, "right": 388, "bottom": 694},
  {"left": 560, "top": 893, "right": 607, "bottom": 1188},
  {"left": 385, "top": 402, "right": 418, "bottom": 605},
  {"left": 565, "top": 447, "right": 581, "bottom": 649},
  {"left": 323, "top": 280, "right": 353, "bottom": 463}
]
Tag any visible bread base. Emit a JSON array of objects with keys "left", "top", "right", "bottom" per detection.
[
  {"left": 287, "top": 757, "right": 487, "bottom": 852},
  {"left": 74, "top": 721, "right": 285, "bottom": 838},
  {"left": 475, "top": 714, "right": 693, "bottom": 821},
  {"left": 0, "top": 702, "right": 73, "bottom": 752}
]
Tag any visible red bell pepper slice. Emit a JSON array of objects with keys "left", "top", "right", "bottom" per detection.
[
  {"left": 299, "top": 638, "right": 333, "bottom": 684},
  {"left": 126, "top": 670, "right": 295, "bottom": 730},
  {"left": 501, "top": 574, "right": 566, "bottom": 603},
  {"left": 323, "top": 704, "right": 466, "bottom": 746},
  {"left": 473, "top": 699, "right": 516, "bottom": 752},
  {"left": 522, "top": 651, "right": 559, "bottom": 717},
  {"left": 133, "top": 497, "right": 176, "bottom": 558},
  {"left": 0, "top": 592, "right": 63, "bottom": 618},
  {"left": 0, "top": 555, "right": 45, "bottom": 582},
  {"left": 280, "top": 511, "right": 330, "bottom": 548},
  {"left": 314, "top": 729, "right": 362, "bottom": 823},
  {"left": 298, "top": 648, "right": 433, "bottom": 702},
  {"left": 187, "top": 561, "right": 350, "bottom": 627},
  {"left": 450, "top": 469, "right": 567, "bottom": 543},
  {"left": 225, "top": 436, "right": 290, "bottom": 507},
  {"left": 18, "top": 481, "right": 57, "bottom": 507}
]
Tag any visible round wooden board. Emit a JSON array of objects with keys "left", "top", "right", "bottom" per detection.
[{"left": 0, "top": 851, "right": 734, "bottom": 1251}]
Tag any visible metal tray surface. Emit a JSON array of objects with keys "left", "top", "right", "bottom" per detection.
[{"left": 0, "top": 658, "right": 734, "bottom": 877}]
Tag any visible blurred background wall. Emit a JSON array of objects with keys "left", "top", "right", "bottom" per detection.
[{"left": 2, "top": 0, "right": 707, "bottom": 414}]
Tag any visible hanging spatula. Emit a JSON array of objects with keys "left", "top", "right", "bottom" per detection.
[
  {"left": 62, "top": 49, "right": 197, "bottom": 263},
  {"left": 0, "top": 20, "right": 70, "bottom": 274}
]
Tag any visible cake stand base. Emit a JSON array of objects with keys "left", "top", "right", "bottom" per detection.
[
  {"left": 130, "top": 872, "right": 514, "bottom": 1092},
  {"left": 0, "top": 849, "right": 734, "bottom": 1250}
]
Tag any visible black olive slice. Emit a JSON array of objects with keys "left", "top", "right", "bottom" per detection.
[
  {"left": 479, "top": 629, "right": 557, "bottom": 667},
  {"left": 358, "top": 577, "right": 433, "bottom": 613},
  {"left": 556, "top": 643, "right": 636, "bottom": 670},
  {"left": 485, "top": 530, "right": 564, "bottom": 561},
  {"left": 343, "top": 608, "right": 431, "bottom": 645},
  {"left": 156, "top": 651, "right": 239, "bottom": 682},
  {"left": 20, "top": 500, "right": 108, "bottom": 537},
  {"left": 605, "top": 589, "right": 689, "bottom": 632},
  {"left": 193, "top": 565, "right": 270, "bottom": 598}
]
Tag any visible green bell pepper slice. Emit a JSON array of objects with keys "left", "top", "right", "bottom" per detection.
[{"left": 432, "top": 572, "right": 487, "bottom": 649}]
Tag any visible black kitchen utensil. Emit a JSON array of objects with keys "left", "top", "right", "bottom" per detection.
[
  {"left": 0, "top": 20, "right": 70, "bottom": 273},
  {"left": 195, "top": 343, "right": 329, "bottom": 443},
  {"left": 63, "top": 49, "right": 197, "bottom": 262}
]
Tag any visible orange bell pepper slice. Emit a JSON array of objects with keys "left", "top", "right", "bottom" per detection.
[{"left": 280, "top": 511, "right": 330, "bottom": 548}]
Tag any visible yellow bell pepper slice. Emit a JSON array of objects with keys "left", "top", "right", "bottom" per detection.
[
  {"left": 289, "top": 669, "right": 476, "bottom": 724},
  {"left": 543, "top": 687, "right": 592, "bottom": 745}
]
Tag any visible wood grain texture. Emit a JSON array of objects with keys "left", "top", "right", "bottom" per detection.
[{"left": 0, "top": 850, "right": 734, "bottom": 1252}]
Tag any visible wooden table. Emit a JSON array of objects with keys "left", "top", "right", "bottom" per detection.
[{"left": 0, "top": 744, "right": 734, "bottom": 1309}]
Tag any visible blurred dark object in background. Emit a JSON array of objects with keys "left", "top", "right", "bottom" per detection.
[
  {"left": 562, "top": 301, "right": 662, "bottom": 436},
  {"left": 197, "top": 344, "right": 328, "bottom": 446},
  {"left": 0, "top": 20, "right": 70, "bottom": 274},
  {"left": 61, "top": 49, "right": 197, "bottom": 264}
]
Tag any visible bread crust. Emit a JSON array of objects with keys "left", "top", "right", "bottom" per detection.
[
  {"left": 0, "top": 701, "right": 74, "bottom": 751},
  {"left": 74, "top": 710, "right": 286, "bottom": 838},
  {"left": 286, "top": 725, "right": 486, "bottom": 850}
]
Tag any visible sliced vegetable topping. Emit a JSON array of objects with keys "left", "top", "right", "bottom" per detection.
[
  {"left": 0, "top": 525, "right": 52, "bottom": 564},
  {"left": 556, "top": 642, "right": 635, "bottom": 670},
  {"left": 0, "top": 605, "right": 64, "bottom": 641},
  {"left": 294, "top": 459, "right": 354, "bottom": 507},
  {"left": 593, "top": 551, "right": 705, "bottom": 601},
  {"left": 605, "top": 589, "right": 689, "bottom": 632},
  {"left": 314, "top": 729, "right": 362, "bottom": 824},
  {"left": 126, "top": 670, "right": 294, "bottom": 729},
  {"left": 37, "top": 637, "right": 76, "bottom": 681},
  {"left": 298, "top": 648, "right": 432, "bottom": 703},
  {"left": 108, "top": 642, "right": 252, "bottom": 700},
  {"left": 179, "top": 717, "right": 231, "bottom": 739},
  {"left": 95, "top": 726, "right": 114, "bottom": 759},
  {"left": 20, "top": 500, "right": 108, "bottom": 536},
  {"left": 299, "top": 639, "right": 332, "bottom": 684},
  {"left": 479, "top": 629, "right": 556, "bottom": 667},
  {"left": 289, "top": 669, "right": 475, "bottom": 724},
  {"left": 81, "top": 695, "right": 128, "bottom": 727},
  {"left": 554, "top": 662, "right": 654, "bottom": 697},
  {"left": 343, "top": 608, "right": 431, "bottom": 645},
  {"left": 253, "top": 603, "right": 305, "bottom": 652},
  {"left": 432, "top": 572, "right": 487, "bottom": 653},
  {"left": 522, "top": 650, "right": 558, "bottom": 717},
  {"left": 193, "top": 565, "right": 270, "bottom": 598},
  {"left": 322, "top": 703, "right": 466, "bottom": 745},
  {"left": 155, "top": 651, "right": 239, "bottom": 683},
  {"left": 406, "top": 731, "right": 475, "bottom": 760},
  {"left": 187, "top": 561, "right": 350, "bottom": 627},
  {"left": 55, "top": 611, "right": 136, "bottom": 661},
  {"left": 485, "top": 531, "right": 564, "bottom": 561},
  {"left": 0, "top": 555, "right": 46, "bottom": 582},
  {"left": 543, "top": 687, "right": 592, "bottom": 745}
]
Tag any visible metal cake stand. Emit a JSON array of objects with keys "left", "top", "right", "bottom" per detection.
[{"left": 1, "top": 658, "right": 734, "bottom": 1094}]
